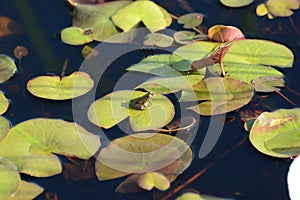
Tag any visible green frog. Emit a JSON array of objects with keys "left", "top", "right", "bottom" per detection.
[{"left": 129, "top": 92, "right": 154, "bottom": 110}]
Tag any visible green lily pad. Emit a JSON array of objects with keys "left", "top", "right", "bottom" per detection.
[
  {"left": 0, "top": 158, "right": 20, "bottom": 199},
  {"left": 176, "top": 192, "right": 235, "bottom": 200},
  {"left": 87, "top": 90, "right": 175, "bottom": 131},
  {"left": 95, "top": 133, "right": 192, "bottom": 180},
  {"left": 7, "top": 181, "right": 43, "bottom": 200},
  {"left": 126, "top": 54, "right": 182, "bottom": 77},
  {"left": 144, "top": 33, "right": 174, "bottom": 47},
  {"left": 252, "top": 76, "right": 284, "bottom": 92},
  {"left": 249, "top": 108, "right": 300, "bottom": 158},
  {"left": 170, "top": 39, "right": 293, "bottom": 82},
  {"left": 137, "top": 172, "right": 170, "bottom": 191},
  {"left": 223, "top": 39, "right": 294, "bottom": 67},
  {"left": 181, "top": 77, "right": 254, "bottom": 116},
  {"left": 72, "top": 1, "right": 131, "bottom": 42},
  {"left": 27, "top": 71, "right": 94, "bottom": 100},
  {"left": 0, "top": 91, "right": 9, "bottom": 115},
  {"left": 111, "top": 1, "right": 172, "bottom": 32},
  {"left": 173, "top": 31, "right": 196, "bottom": 44},
  {"left": 0, "top": 54, "right": 17, "bottom": 84},
  {"left": 0, "top": 116, "right": 10, "bottom": 142},
  {"left": 177, "top": 13, "right": 204, "bottom": 28},
  {"left": 61, "top": 26, "right": 93, "bottom": 45},
  {"left": 220, "top": 0, "right": 254, "bottom": 8},
  {"left": 136, "top": 75, "right": 204, "bottom": 94},
  {"left": 0, "top": 118, "right": 100, "bottom": 177},
  {"left": 256, "top": 0, "right": 299, "bottom": 19},
  {"left": 220, "top": 63, "right": 283, "bottom": 83}
]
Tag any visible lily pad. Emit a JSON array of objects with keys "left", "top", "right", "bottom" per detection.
[
  {"left": 27, "top": 71, "right": 94, "bottom": 100},
  {"left": 177, "top": 13, "right": 204, "bottom": 28},
  {"left": 0, "top": 91, "right": 9, "bottom": 115},
  {"left": 137, "top": 172, "right": 170, "bottom": 191},
  {"left": 252, "top": 76, "right": 284, "bottom": 92},
  {"left": 220, "top": 0, "right": 254, "bottom": 8},
  {"left": 0, "top": 54, "right": 17, "bottom": 84},
  {"left": 143, "top": 33, "right": 174, "bottom": 47},
  {"left": 0, "top": 116, "right": 10, "bottom": 142},
  {"left": 288, "top": 156, "right": 300, "bottom": 200},
  {"left": 95, "top": 133, "right": 192, "bottom": 180},
  {"left": 0, "top": 158, "right": 20, "bottom": 199},
  {"left": 111, "top": 1, "right": 172, "bottom": 32},
  {"left": 72, "top": 1, "right": 131, "bottom": 42},
  {"left": 7, "top": 181, "right": 43, "bottom": 200},
  {"left": 170, "top": 39, "right": 293, "bottom": 82},
  {"left": 249, "top": 108, "right": 300, "bottom": 158},
  {"left": 174, "top": 31, "right": 197, "bottom": 44},
  {"left": 181, "top": 77, "right": 254, "bottom": 116},
  {"left": 0, "top": 118, "right": 100, "bottom": 177},
  {"left": 61, "top": 26, "right": 93, "bottom": 45},
  {"left": 176, "top": 192, "right": 235, "bottom": 200},
  {"left": 136, "top": 75, "right": 204, "bottom": 94},
  {"left": 256, "top": 0, "right": 300, "bottom": 19},
  {"left": 126, "top": 54, "right": 182, "bottom": 77},
  {"left": 87, "top": 90, "right": 175, "bottom": 131},
  {"left": 208, "top": 25, "right": 244, "bottom": 42}
]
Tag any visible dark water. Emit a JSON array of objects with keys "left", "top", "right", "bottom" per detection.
[{"left": 1, "top": 0, "right": 300, "bottom": 199}]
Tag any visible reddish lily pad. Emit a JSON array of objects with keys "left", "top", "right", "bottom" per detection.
[
  {"left": 250, "top": 108, "right": 300, "bottom": 158},
  {"left": 208, "top": 25, "right": 245, "bottom": 42},
  {"left": 27, "top": 71, "right": 94, "bottom": 100},
  {"left": 0, "top": 118, "right": 100, "bottom": 177},
  {"left": 87, "top": 90, "right": 175, "bottom": 131}
]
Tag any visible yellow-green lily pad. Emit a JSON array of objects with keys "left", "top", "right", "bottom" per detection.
[
  {"left": 0, "top": 116, "right": 10, "bottom": 142},
  {"left": 177, "top": 13, "right": 204, "bottom": 28},
  {"left": 27, "top": 71, "right": 94, "bottom": 100},
  {"left": 252, "top": 76, "right": 284, "bottom": 92},
  {"left": 220, "top": 0, "right": 254, "bottom": 8},
  {"left": 111, "top": 1, "right": 171, "bottom": 32},
  {"left": 181, "top": 77, "right": 254, "bottom": 116},
  {"left": 72, "top": 1, "right": 132, "bottom": 42},
  {"left": 0, "top": 91, "right": 9, "bottom": 115},
  {"left": 137, "top": 172, "right": 170, "bottom": 191},
  {"left": 61, "top": 26, "right": 93, "bottom": 45},
  {"left": 170, "top": 39, "right": 293, "bottom": 83},
  {"left": 95, "top": 133, "right": 192, "bottom": 181},
  {"left": 0, "top": 118, "right": 100, "bottom": 177},
  {"left": 87, "top": 90, "right": 175, "bottom": 131},
  {"left": 0, "top": 158, "right": 20, "bottom": 199},
  {"left": 250, "top": 108, "right": 300, "bottom": 158},
  {"left": 0, "top": 54, "right": 17, "bottom": 84},
  {"left": 7, "top": 180, "right": 43, "bottom": 200},
  {"left": 144, "top": 33, "right": 174, "bottom": 47},
  {"left": 256, "top": 0, "right": 299, "bottom": 19}
]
